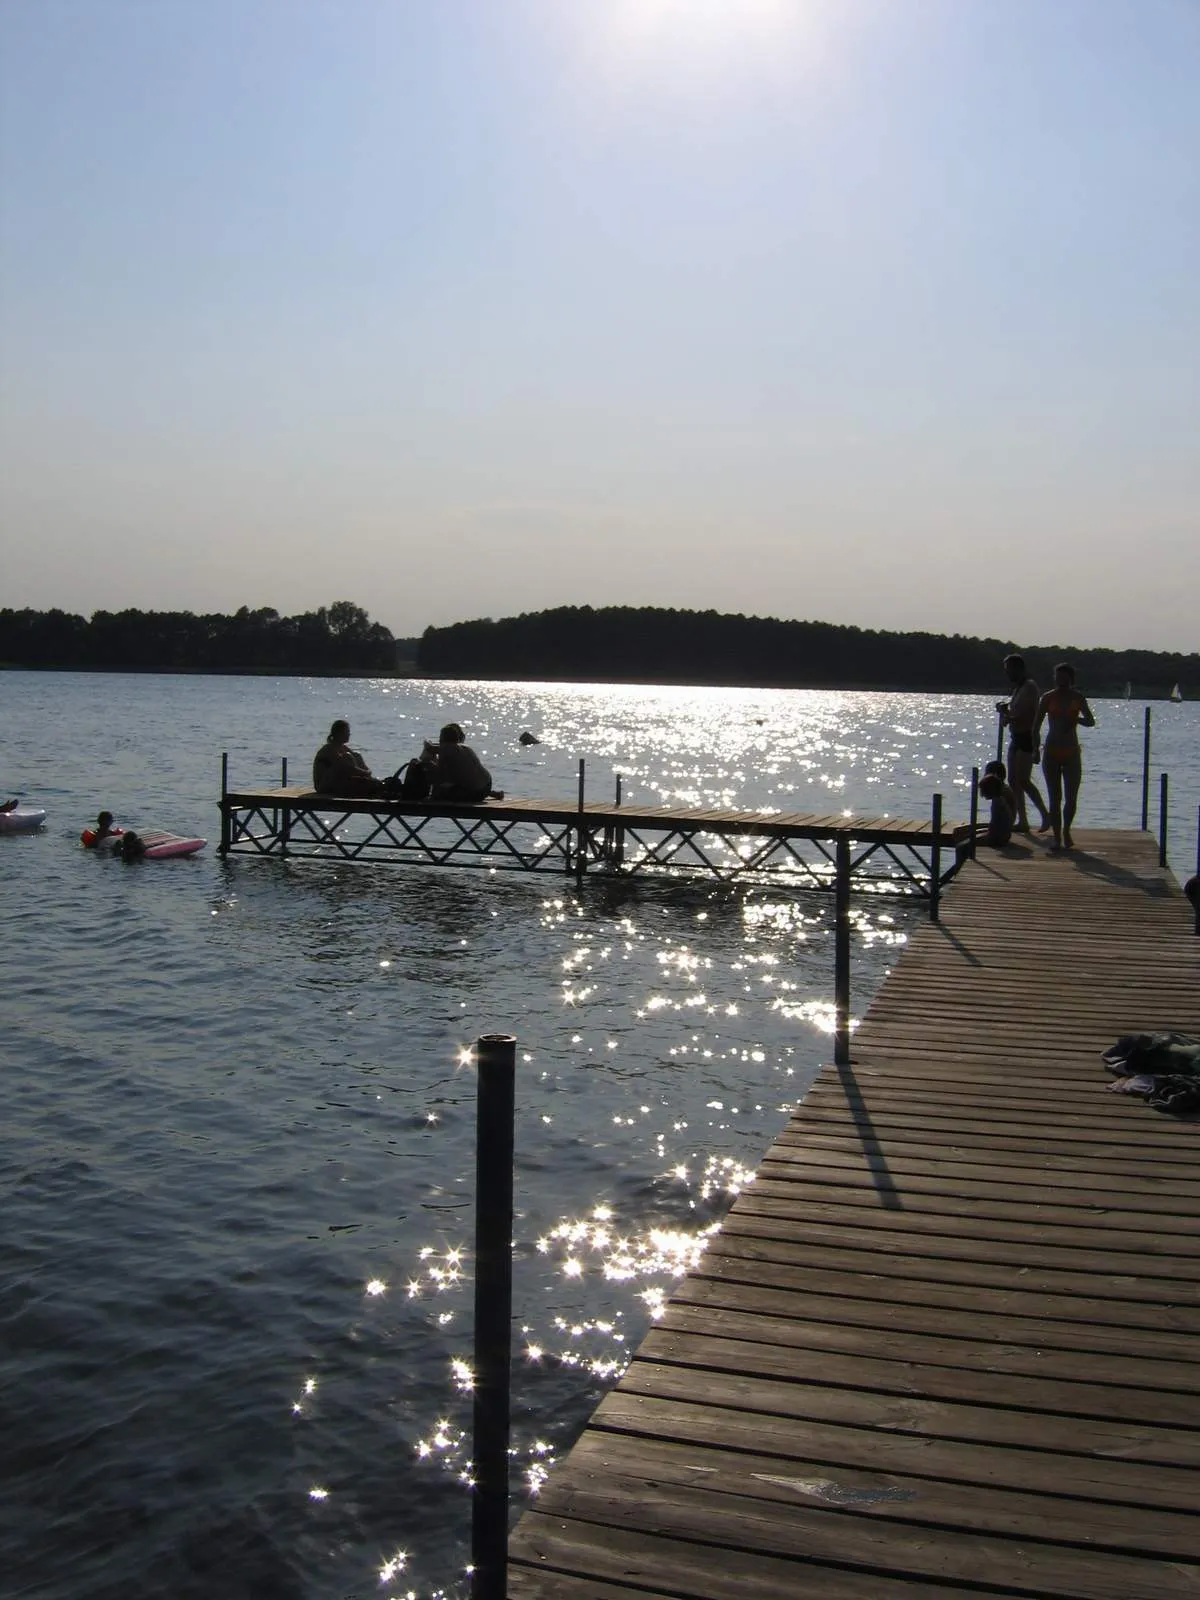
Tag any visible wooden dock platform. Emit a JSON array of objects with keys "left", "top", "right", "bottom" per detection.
[
  {"left": 508, "top": 828, "right": 1200, "bottom": 1598},
  {"left": 219, "top": 780, "right": 970, "bottom": 893}
]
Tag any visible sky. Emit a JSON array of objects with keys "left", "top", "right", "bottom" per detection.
[{"left": 1, "top": 0, "right": 1197, "bottom": 652}]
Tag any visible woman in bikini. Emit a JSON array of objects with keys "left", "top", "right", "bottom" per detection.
[{"left": 1034, "top": 662, "right": 1096, "bottom": 850}]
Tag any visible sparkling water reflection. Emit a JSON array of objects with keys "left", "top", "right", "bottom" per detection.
[{"left": 1, "top": 672, "right": 1196, "bottom": 1598}]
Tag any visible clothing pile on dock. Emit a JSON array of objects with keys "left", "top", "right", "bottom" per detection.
[{"left": 1103, "top": 1032, "right": 1200, "bottom": 1114}]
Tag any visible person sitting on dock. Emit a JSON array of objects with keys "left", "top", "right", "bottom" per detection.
[
  {"left": 312, "top": 720, "right": 386, "bottom": 798},
  {"left": 423, "top": 723, "right": 502, "bottom": 802},
  {"left": 978, "top": 760, "right": 1017, "bottom": 848}
]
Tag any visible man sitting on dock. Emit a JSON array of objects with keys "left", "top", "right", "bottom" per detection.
[
  {"left": 423, "top": 723, "right": 502, "bottom": 802},
  {"left": 312, "top": 720, "right": 386, "bottom": 798}
]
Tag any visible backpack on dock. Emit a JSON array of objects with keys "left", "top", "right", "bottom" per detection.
[{"left": 386, "top": 759, "right": 432, "bottom": 801}]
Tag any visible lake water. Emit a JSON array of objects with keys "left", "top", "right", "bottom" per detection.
[{"left": 3, "top": 672, "right": 1197, "bottom": 1600}]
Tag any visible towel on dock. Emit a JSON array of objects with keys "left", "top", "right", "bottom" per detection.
[
  {"left": 1103, "top": 1032, "right": 1200, "bottom": 1114},
  {"left": 1102, "top": 1031, "right": 1200, "bottom": 1077}
]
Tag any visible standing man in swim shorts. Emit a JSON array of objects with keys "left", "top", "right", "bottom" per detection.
[{"left": 996, "top": 654, "right": 1050, "bottom": 833}]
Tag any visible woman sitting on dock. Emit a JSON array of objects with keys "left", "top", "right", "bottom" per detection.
[
  {"left": 1034, "top": 663, "right": 1096, "bottom": 851},
  {"left": 312, "top": 720, "right": 386, "bottom": 798},
  {"left": 422, "top": 723, "right": 501, "bottom": 802}
]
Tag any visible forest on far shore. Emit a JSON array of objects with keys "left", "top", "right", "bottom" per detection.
[
  {"left": 0, "top": 602, "right": 405, "bottom": 675},
  {"left": 417, "top": 606, "right": 1197, "bottom": 698},
  {"left": 2, "top": 602, "right": 1195, "bottom": 696}
]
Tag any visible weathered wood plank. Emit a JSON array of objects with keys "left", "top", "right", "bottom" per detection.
[{"left": 510, "top": 830, "right": 1200, "bottom": 1596}]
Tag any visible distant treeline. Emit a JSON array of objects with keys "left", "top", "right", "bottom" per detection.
[
  {"left": 0, "top": 602, "right": 400, "bottom": 675},
  {"left": 418, "top": 606, "right": 1198, "bottom": 697}
]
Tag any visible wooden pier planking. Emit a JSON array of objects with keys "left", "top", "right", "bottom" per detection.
[
  {"left": 221, "top": 784, "right": 963, "bottom": 847},
  {"left": 508, "top": 828, "right": 1200, "bottom": 1598}
]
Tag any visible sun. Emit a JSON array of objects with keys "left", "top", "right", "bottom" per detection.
[{"left": 577, "top": 0, "right": 830, "bottom": 100}]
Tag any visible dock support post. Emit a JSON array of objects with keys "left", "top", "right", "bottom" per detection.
[
  {"left": 834, "top": 837, "right": 851, "bottom": 1066},
  {"left": 280, "top": 757, "right": 291, "bottom": 858},
  {"left": 1159, "top": 772, "right": 1169, "bottom": 868},
  {"left": 575, "top": 759, "right": 586, "bottom": 885},
  {"left": 219, "top": 752, "right": 231, "bottom": 856},
  {"left": 994, "top": 710, "right": 1004, "bottom": 763},
  {"left": 1141, "top": 707, "right": 1152, "bottom": 830},
  {"left": 471, "top": 1033, "right": 516, "bottom": 1600},
  {"left": 603, "top": 773, "right": 625, "bottom": 870},
  {"left": 968, "top": 767, "right": 979, "bottom": 861},
  {"left": 930, "top": 793, "right": 943, "bottom": 923}
]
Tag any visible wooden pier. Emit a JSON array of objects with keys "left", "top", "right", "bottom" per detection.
[
  {"left": 508, "top": 828, "right": 1200, "bottom": 1598},
  {"left": 218, "top": 774, "right": 970, "bottom": 897}
]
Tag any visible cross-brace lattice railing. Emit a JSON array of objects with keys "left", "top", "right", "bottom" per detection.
[{"left": 219, "top": 755, "right": 975, "bottom": 1066}]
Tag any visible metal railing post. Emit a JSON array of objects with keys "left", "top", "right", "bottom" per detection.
[
  {"left": 1141, "top": 707, "right": 1152, "bottom": 830},
  {"left": 1193, "top": 806, "right": 1200, "bottom": 936},
  {"left": 471, "top": 1033, "right": 517, "bottom": 1600},
  {"left": 968, "top": 767, "right": 979, "bottom": 860},
  {"left": 930, "top": 793, "right": 943, "bottom": 922},
  {"left": 280, "top": 756, "right": 291, "bottom": 858},
  {"left": 575, "top": 759, "right": 586, "bottom": 885},
  {"left": 834, "top": 836, "right": 851, "bottom": 1066},
  {"left": 1159, "top": 772, "right": 1169, "bottom": 868},
  {"left": 219, "top": 751, "right": 231, "bottom": 855}
]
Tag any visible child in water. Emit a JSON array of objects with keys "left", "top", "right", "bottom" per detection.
[
  {"left": 978, "top": 760, "right": 1017, "bottom": 848},
  {"left": 81, "top": 810, "right": 120, "bottom": 847}
]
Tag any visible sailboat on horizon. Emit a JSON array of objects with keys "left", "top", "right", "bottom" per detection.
[
  {"left": 1169, "top": 683, "right": 1183, "bottom": 702},
  {"left": 1124, "top": 681, "right": 1132, "bottom": 699}
]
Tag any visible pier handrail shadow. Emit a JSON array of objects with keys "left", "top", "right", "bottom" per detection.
[{"left": 833, "top": 1058, "right": 903, "bottom": 1210}]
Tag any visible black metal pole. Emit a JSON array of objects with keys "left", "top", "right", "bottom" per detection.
[
  {"left": 471, "top": 1033, "right": 517, "bottom": 1600},
  {"left": 834, "top": 836, "right": 851, "bottom": 1067},
  {"left": 1141, "top": 707, "right": 1152, "bottom": 830},
  {"left": 275, "top": 756, "right": 290, "bottom": 853},
  {"left": 280, "top": 754, "right": 291, "bottom": 858},
  {"left": 968, "top": 767, "right": 979, "bottom": 860},
  {"left": 1159, "top": 772, "right": 1169, "bottom": 868},
  {"left": 930, "top": 793, "right": 943, "bottom": 923},
  {"left": 1193, "top": 805, "right": 1199, "bottom": 936},
  {"left": 219, "top": 751, "right": 231, "bottom": 855},
  {"left": 575, "top": 759, "right": 586, "bottom": 886}
]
